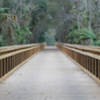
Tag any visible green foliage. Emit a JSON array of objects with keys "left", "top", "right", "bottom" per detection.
[
  {"left": 80, "top": 28, "right": 96, "bottom": 40},
  {"left": 30, "top": 1, "right": 47, "bottom": 28},
  {"left": 38, "top": 1, "right": 47, "bottom": 12},
  {"left": 0, "top": 35, "right": 4, "bottom": 46},
  {"left": 94, "top": 40, "right": 100, "bottom": 46},
  {"left": 66, "top": 28, "right": 97, "bottom": 44},
  {"left": 39, "top": 32, "right": 45, "bottom": 43},
  {"left": 12, "top": 24, "right": 32, "bottom": 44},
  {"left": 66, "top": 29, "right": 81, "bottom": 44},
  {"left": 0, "top": 0, "right": 49, "bottom": 46},
  {"left": 0, "top": 8, "right": 10, "bottom": 14}
]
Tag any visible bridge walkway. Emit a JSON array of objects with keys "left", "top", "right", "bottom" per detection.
[{"left": 0, "top": 47, "right": 100, "bottom": 100}]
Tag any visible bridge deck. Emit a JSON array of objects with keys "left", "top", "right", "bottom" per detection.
[{"left": 0, "top": 47, "right": 100, "bottom": 100}]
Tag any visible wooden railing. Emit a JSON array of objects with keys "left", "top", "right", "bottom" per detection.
[
  {"left": 56, "top": 43, "right": 100, "bottom": 83},
  {"left": 0, "top": 43, "right": 45, "bottom": 78}
]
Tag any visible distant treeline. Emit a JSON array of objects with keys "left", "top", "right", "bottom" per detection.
[{"left": 0, "top": 0, "right": 100, "bottom": 46}]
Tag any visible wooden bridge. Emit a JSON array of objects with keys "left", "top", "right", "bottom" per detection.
[{"left": 0, "top": 43, "right": 100, "bottom": 100}]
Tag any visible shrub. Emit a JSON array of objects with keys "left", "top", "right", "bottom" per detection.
[{"left": 12, "top": 23, "right": 32, "bottom": 44}]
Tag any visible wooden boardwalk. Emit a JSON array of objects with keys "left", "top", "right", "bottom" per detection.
[{"left": 0, "top": 47, "right": 100, "bottom": 100}]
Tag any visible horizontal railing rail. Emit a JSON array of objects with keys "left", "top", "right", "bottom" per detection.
[
  {"left": 56, "top": 43, "right": 100, "bottom": 83},
  {"left": 0, "top": 43, "right": 45, "bottom": 78},
  {"left": 0, "top": 44, "right": 40, "bottom": 55},
  {"left": 64, "top": 43, "right": 100, "bottom": 55}
]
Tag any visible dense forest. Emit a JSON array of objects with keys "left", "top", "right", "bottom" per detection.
[{"left": 0, "top": 0, "right": 100, "bottom": 46}]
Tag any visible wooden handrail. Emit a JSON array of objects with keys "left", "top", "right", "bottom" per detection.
[
  {"left": 56, "top": 43, "right": 100, "bottom": 83},
  {"left": 0, "top": 43, "right": 45, "bottom": 78},
  {"left": 0, "top": 44, "right": 40, "bottom": 55},
  {"left": 64, "top": 43, "right": 100, "bottom": 54}
]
